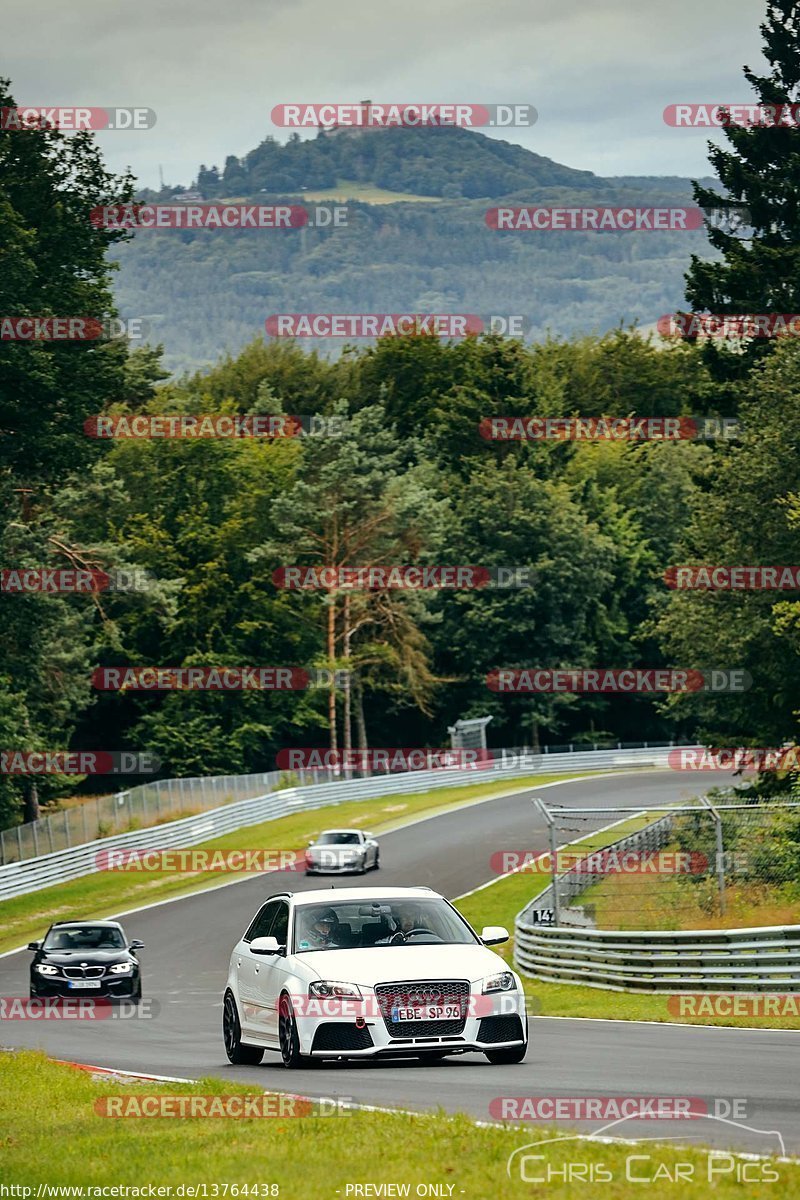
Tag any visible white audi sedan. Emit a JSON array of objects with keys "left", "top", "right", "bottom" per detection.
[{"left": 222, "top": 886, "right": 528, "bottom": 1067}]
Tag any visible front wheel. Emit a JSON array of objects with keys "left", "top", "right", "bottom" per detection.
[
  {"left": 372, "top": 851, "right": 380, "bottom": 871},
  {"left": 223, "top": 991, "right": 263, "bottom": 1065},
  {"left": 278, "top": 994, "right": 313, "bottom": 1068},
  {"left": 484, "top": 1043, "right": 528, "bottom": 1064}
]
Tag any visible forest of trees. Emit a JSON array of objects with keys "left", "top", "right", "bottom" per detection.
[{"left": 2, "top": 1, "right": 799, "bottom": 828}]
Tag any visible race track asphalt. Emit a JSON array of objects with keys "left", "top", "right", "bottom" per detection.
[{"left": 2, "top": 769, "right": 796, "bottom": 1155}]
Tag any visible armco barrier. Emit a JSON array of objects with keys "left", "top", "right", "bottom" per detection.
[
  {"left": 0, "top": 745, "right": 691, "bottom": 901},
  {"left": 514, "top": 922, "right": 800, "bottom": 992}
]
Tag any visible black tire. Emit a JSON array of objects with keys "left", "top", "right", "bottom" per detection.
[
  {"left": 373, "top": 851, "right": 380, "bottom": 871},
  {"left": 484, "top": 1043, "right": 528, "bottom": 1064},
  {"left": 132, "top": 981, "right": 142, "bottom": 1002},
  {"left": 278, "top": 993, "right": 313, "bottom": 1068},
  {"left": 223, "top": 991, "right": 264, "bottom": 1065}
]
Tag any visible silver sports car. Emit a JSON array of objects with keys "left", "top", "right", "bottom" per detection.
[{"left": 304, "top": 829, "right": 380, "bottom": 875}]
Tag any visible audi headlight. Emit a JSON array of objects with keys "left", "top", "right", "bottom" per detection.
[
  {"left": 481, "top": 971, "right": 517, "bottom": 994},
  {"left": 308, "top": 981, "right": 362, "bottom": 998},
  {"left": 109, "top": 962, "right": 133, "bottom": 974},
  {"left": 35, "top": 964, "right": 59, "bottom": 975}
]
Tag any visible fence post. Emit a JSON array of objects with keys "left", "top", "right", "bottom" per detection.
[
  {"left": 533, "top": 797, "right": 560, "bottom": 927},
  {"left": 83, "top": 803, "right": 89, "bottom": 844},
  {"left": 17, "top": 825, "right": 23, "bottom": 860},
  {"left": 47, "top": 818, "right": 54, "bottom": 854},
  {"left": 64, "top": 809, "right": 71, "bottom": 847},
  {"left": 700, "top": 796, "right": 726, "bottom": 916},
  {"left": 32, "top": 821, "right": 39, "bottom": 857}
]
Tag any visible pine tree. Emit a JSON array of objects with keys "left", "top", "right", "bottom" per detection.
[{"left": 685, "top": 2, "right": 800, "bottom": 374}]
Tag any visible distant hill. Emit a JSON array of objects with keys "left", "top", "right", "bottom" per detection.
[{"left": 117, "top": 127, "right": 722, "bottom": 374}]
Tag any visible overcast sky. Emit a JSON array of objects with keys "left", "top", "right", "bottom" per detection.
[{"left": 4, "top": 0, "right": 767, "bottom": 190}]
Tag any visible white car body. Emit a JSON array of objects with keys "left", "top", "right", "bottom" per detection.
[
  {"left": 304, "top": 828, "right": 379, "bottom": 874},
  {"left": 223, "top": 886, "right": 527, "bottom": 1064}
]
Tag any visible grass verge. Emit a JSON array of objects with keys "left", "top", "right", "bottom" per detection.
[
  {"left": 453, "top": 816, "right": 800, "bottom": 1030},
  {"left": 0, "top": 771, "right": 597, "bottom": 956},
  {"left": 582, "top": 857, "right": 800, "bottom": 931},
  {"left": 1, "top": 1051, "right": 794, "bottom": 1197}
]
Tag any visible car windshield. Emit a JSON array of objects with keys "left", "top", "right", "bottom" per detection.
[
  {"left": 317, "top": 832, "right": 361, "bottom": 845},
  {"left": 293, "top": 898, "right": 478, "bottom": 952},
  {"left": 43, "top": 926, "right": 126, "bottom": 951}
]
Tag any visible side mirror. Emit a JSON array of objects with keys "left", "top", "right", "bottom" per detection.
[
  {"left": 481, "top": 925, "right": 509, "bottom": 946},
  {"left": 307, "top": 840, "right": 315, "bottom": 847},
  {"left": 129, "top": 939, "right": 145, "bottom": 950},
  {"left": 27, "top": 941, "right": 41, "bottom": 951},
  {"left": 363, "top": 832, "right": 373, "bottom": 840},
  {"left": 250, "top": 936, "right": 282, "bottom": 956}
]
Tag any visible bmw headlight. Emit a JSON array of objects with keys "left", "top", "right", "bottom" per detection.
[
  {"left": 35, "top": 964, "right": 59, "bottom": 975},
  {"left": 109, "top": 962, "right": 133, "bottom": 974},
  {"left": 481, "top": 971, "right": 517, "bottom": 994},
  {"left": 308, "top": 981, "right": 362, "bottom": 998}
]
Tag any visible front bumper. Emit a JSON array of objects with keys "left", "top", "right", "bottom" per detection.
[
  {"left": 305, "top": 858, "right": 364, "bottom": 874},
  {"left": 31, "top": 974, "right": 139, "bottom": 998},
  {"left": 294, "top": 989, "right": 527, "bottom": 1057}
]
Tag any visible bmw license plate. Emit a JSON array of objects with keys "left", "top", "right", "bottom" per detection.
[
  {"left": 391, "top": 1004, "right": 461, "bottom": 1021},
  {"left": 68, "top": 980, "right": 101, "bottom": 989}
]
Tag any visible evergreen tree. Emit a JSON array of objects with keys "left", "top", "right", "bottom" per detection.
[{"left": 686, "top": 2, "right": 800, "bottom": 376}]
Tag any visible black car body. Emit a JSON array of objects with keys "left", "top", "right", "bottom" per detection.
[{"left": 28, "top": 920, "right": 144, "bottom": 1000}]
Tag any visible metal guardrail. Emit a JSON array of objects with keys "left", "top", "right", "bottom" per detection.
[
  {"left": 514, "top": 922, "right": 800, "bottom": 991},
  {"left": 0, "top": 744, "right": 688, "bottom": 901},
  {"left": 514, "top": 809, "right": 800, "bottom": 991},
  {"left": 0, "top": 740, "right": 685, "bottom": 866}
]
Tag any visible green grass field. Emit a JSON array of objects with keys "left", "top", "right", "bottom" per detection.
[
  {"left": 1, "top": 1051, "right": 794, "bottom": 1198},
  {"left": 0, "top": 771, "right": 597, "bottom": 955}
]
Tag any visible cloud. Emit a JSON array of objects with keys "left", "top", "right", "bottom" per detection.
[{"left": 3, "top": 0, "right": 765, "bottom": 187}]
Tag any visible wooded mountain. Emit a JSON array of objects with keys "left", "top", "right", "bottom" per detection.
[{"left": 117, "top": 127, "right": 720, "bottom": 374}]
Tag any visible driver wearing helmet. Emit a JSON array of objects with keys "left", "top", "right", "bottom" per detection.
[{"left": 298, "top": 907, "right": 340, "bottom": 949}]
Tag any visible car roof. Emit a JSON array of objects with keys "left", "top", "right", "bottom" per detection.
[
  {"left": 292, "top": 886, "right": 438, "bottom": 905},
  {"left": 49, "top": 920, "right": 124, "bottom": 929},
  {"left": 317, "top": 828, "right": 363, "bottom": 836}
]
